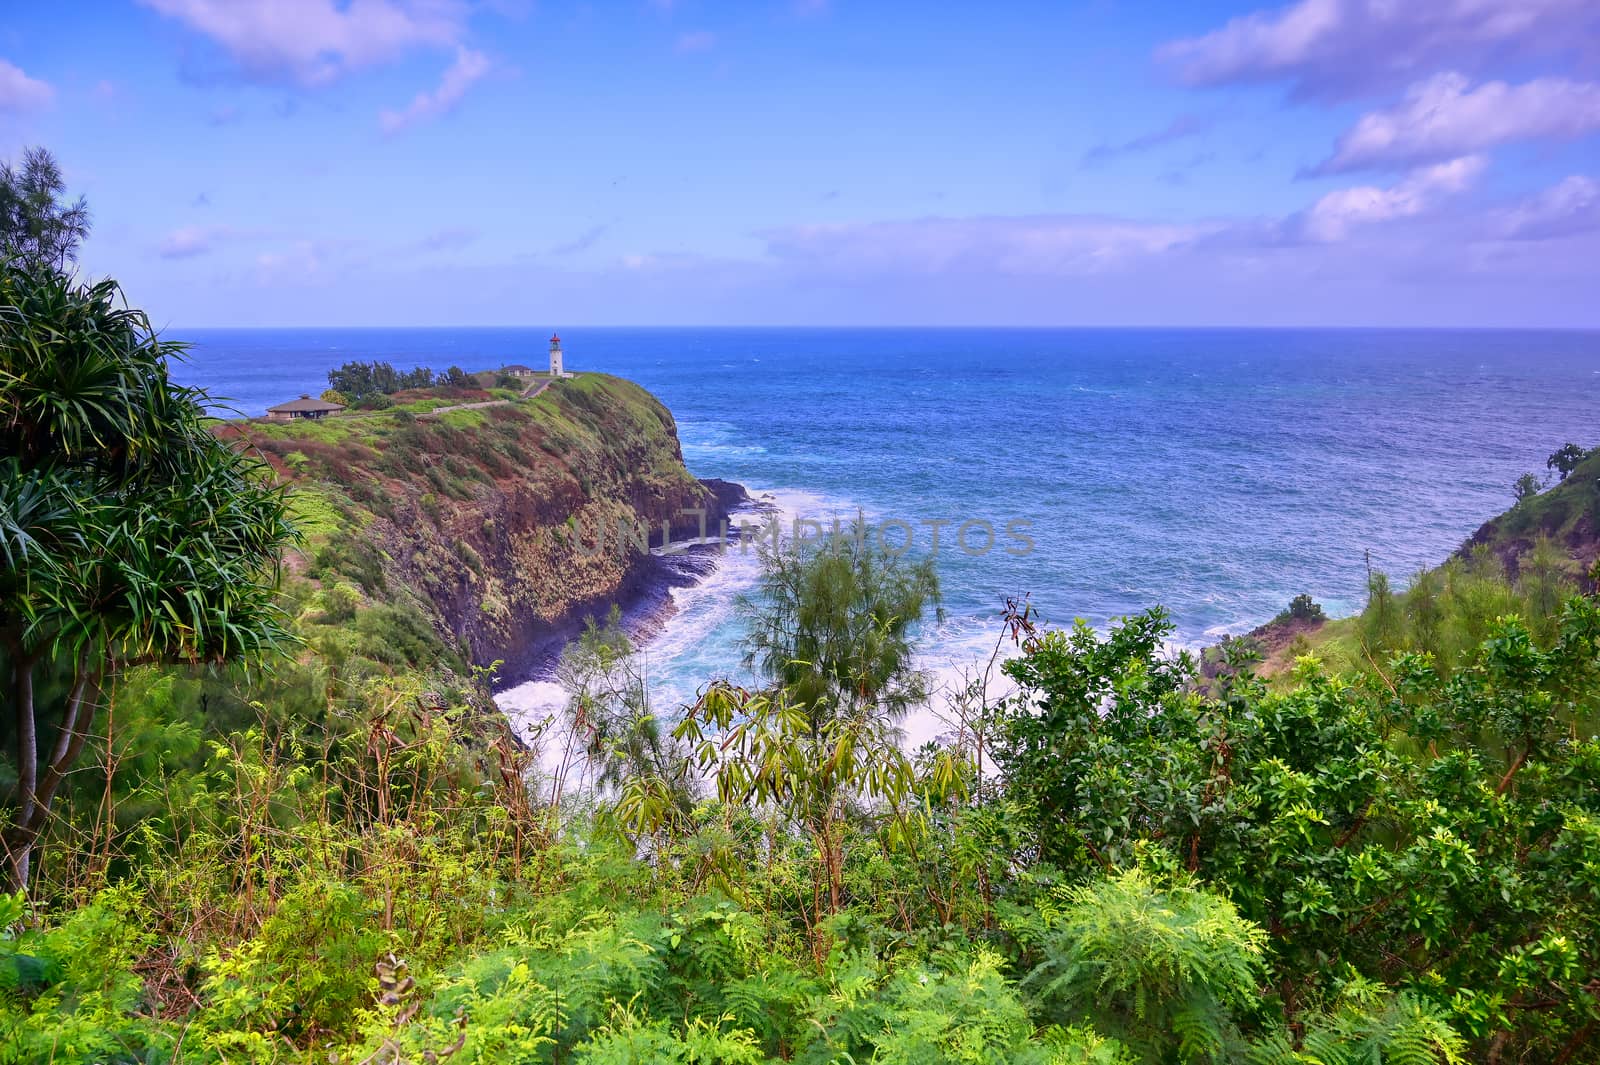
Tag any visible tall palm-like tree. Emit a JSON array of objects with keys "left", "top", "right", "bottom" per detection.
[
  {"left": 702, "top": 532, "right": 941, "bottom": 928},
  {"left": 0, "top": 267, "right": 295, "bottom": 889}
]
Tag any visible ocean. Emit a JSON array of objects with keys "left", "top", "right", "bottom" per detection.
[{"left": 173, "top": 326, "right": 1600, "bottom": 725}]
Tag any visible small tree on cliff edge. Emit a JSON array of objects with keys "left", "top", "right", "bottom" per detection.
[
  {"left": 0, "top": 267, "right": 295, "bottom": 890},
  {"left": 1513, "top": 472, "right": 1543, "bottom": 505},
  {"left": 1547, "top": 442, "right": 1589, "bottom": 480}
]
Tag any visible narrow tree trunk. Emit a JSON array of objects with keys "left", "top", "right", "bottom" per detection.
[
  {"left": 824, "top": 818, "right": 843, "bottom": 914},
  {"left": 1496, "top": 745, "right": 1529, "bottom": 796},
  {"left": 6, "top": 655, "right": 38, "bottom": 890},
  {"left": 6, "top": 651, "right": 100, "bottom": 894}
]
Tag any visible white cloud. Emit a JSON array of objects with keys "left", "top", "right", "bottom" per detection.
[
  {"left": 159, "top": 223, "right": 286, "bottom": 259},
  {"left": 1303, "top": 155, "right": 1486, "bottom": 241},
  {"left": 139, "top": 0, "right": 464, "bottom": 87},
  {"left": 0, "top": 59, "right": 54, "bottom": 113},
  {"left": 1493, "top": 175, "right": 1600, "bottom": 239},
  {"left": 1321, "top": 72, "right": 1600, "bottom": 171},
  {"left": 256, "top": 241, "right": 331, "bottom": 280},
  {"left": 159, "top": 225, "right": 229, "bottom": 259},
  {"left": 1159, "top": 0, "right": 1600, "bottom": 98},
  {"left": 379, "top": 46, "right": 490, "bottom": 133},
  {"left": 761, "top": 215, "right": 1210, "bottom": 276},
  {"left": 252, "top": 237, "right": 370, "bottom": 282},
  {"left": 1162, "top": 0, "right": 1342, "bottom": 85}
]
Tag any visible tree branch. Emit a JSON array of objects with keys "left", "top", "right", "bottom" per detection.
[{"left": 19, "top": 649, "right": 102, "bottom": 840}]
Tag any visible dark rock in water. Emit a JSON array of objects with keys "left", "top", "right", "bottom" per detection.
[{"left": 701, "top": 477, "right": 753, "bottom": 514}]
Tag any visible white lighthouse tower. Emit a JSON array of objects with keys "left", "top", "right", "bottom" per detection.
[{"left": 548, "top": 333, "right": 565, "bottom": 378}]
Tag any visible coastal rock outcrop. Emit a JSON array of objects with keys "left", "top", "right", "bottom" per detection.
[{"left": 223, "top": 374, "right": 748, "bottom": 684}]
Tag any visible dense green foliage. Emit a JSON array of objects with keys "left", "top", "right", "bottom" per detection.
[
  {"left": 1548, "top": 443, "right": 1590, "bottom": 480},
  {"left": 740, "top": 532, "right": 941, "bottom": 722},
  {"left": 325, "top": 361, "right": 475, "bottom": 406},
  {"left": 1249, "top": 458, "right": 1597, "bottom": 680},
  {"left": 1362, "top": 542, "right": 1581, "bottom": 660},
  {"left": 1276, "top": 594, "right": 1324, "bottom": 624},
  {"left": 1514, "top": 472, "right": 1543, "bottom": 504},
  {"left": 3, "top": 199, "right": 1598, "bottom": 1059},
  {"left": 6, "top": 508, "right": 1596, "bottom": 1061},
  {"left": 996, "top": 602, "right": 1600, "bottom": 1060}
]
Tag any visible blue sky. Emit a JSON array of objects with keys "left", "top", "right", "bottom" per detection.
[{"left": 3, "top": 0, "right": 1599, "bottom": 326}]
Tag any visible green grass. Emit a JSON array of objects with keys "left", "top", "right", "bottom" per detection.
[
  {"left": 214, "top": 375, "right": 712, "bottom": 594},
  {"left": 245, "top": 417, "right": 356, "bottom": 445},
  {"left": 286, "top": 487, "right": 349, "bottom": 542},
  {"left": 438, "top": 407, "right": 489, "bottom": 429}
]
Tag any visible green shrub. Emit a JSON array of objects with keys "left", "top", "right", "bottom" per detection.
[
  {"left": 1021, "top": 871, "right": 1266, "bottom": 1061},
  {"left": 195, "top": 877, "right": 385, "bottom": 1049},
  {"left": 352, "top": 603, "right": 453, "bottom": 668},
  {"left": 1279, "top": 593, "right": 1325, "bottom": 623},
  {"left": 0, "top": 887, "right": 165, "bottom": 1064}
]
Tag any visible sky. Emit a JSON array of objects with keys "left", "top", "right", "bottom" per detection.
[{"left": 3, "top": 0, "right": 1599, "bottom": 327}]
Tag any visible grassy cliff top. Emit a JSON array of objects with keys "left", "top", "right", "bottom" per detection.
[
  {"left": 234, "top": 373, "right": 676, "bottom": 454},
  {"left": 220, "top": 373, "right": 699, "bottom": 544}
]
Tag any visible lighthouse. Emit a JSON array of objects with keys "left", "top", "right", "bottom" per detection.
[{"left": 548, "top": 333, "right": 565, "bottom": 377}]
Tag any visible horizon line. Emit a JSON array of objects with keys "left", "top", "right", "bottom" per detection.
[{"left": 163, "top": 323, "right": 1600, "bottom": 333}]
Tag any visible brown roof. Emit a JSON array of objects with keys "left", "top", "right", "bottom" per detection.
[{"left": 267, "top": 394, "right": 345, "bottom": 413}]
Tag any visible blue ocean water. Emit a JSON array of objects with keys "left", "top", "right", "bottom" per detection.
[{"left": 174, "top": 327, "right": 1600, "bottom": 712}]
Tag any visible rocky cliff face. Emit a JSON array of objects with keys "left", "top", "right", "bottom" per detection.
[{"left": 225, "top": 375, "right": 747, "bottom": 683}]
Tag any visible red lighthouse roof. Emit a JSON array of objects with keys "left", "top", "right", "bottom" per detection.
[{"left": 550, "top": 333, "right": 561, "bottom": 343}]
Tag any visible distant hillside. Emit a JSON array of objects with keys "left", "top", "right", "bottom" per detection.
[
  {"left": 1214, "top": 446, "right": 1599, "bottom": 681},
  {"left": 1459, "top": 447, "right": 1600, "bottom": 581},
  {"left": 220, "top": 373, "right": 745, "bottom": 683}
]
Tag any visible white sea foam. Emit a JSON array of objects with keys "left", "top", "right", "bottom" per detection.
[
  {"left": 493, "top": 482, "right": 1049, "bottom": 761},
  {"left": 493, "top": 679, "right": 571, "bottom": 775},
  {"left": 902, "top": 615, "right": 1024, "bottom": 749},
  {"left": 636, "top": 484, "right": 875, "bottom": 703}
]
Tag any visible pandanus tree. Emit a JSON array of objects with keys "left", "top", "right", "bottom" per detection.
[{"left": 0, "top": 265, "right": 295, "bottom": 889}]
